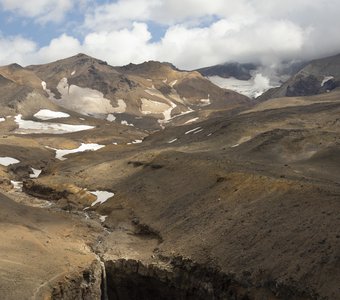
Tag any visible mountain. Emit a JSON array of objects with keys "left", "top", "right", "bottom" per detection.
[
  {"left": 196, "top": 62, "right": 258, "bottom": 80},
  {"left": 195, "top": 61, "right": 310, "bottom": 99},
  {"left": 0, "top": 53, "right": 339, "bottom": 299},
  {"left": 0, "top": 63, "right": 43, "bottom": 89},
  {"left": 260, "top": 53, "right": 340, "bottom": 100},
  {"left": 25, "top": 54, "right": 250, "bottom": 130}
]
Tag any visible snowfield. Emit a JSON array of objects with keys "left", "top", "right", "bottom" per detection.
[
  {"left": 208, "top": 74, "right": 278, "bottom": 98},
  {"left": 14, "top": 114, "right": 95, "bottom": 134},
  {"left": 46, "top": 77, "right": 127, "bottom": 115},
  {"left": 49, "top": 143, "right": 105, "bottom": 160}
]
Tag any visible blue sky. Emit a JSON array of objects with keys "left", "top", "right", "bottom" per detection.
[{"left": 0, "top": 0, "right": 339, "bottom": 69}]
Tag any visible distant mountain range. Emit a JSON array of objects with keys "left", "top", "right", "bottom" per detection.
[
  {"left": 0, "top": 52, "right": 340, "bottom": 132},
  {"left": 0, "top": 53, "right": 250, "bottom": 131}
]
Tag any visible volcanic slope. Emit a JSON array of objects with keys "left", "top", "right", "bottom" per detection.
[
  {"left": 0, "top": 191, "right": 105, "bottom": 300},
  {"left": 26, "top": 54, "right": 250, "bottom": 130},
  {"left": 25, "top": 89, "right": 340, "bottom": 299}
]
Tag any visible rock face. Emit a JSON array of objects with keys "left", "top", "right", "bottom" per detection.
[
  {"left": 105, "top": 258, "right": 243, "bottom": 300},
  {"left": 260, "top": 53, "right": 340, "bottom": 100},
  {"left": 104, "top": 257, "right": 316, "bottom": 300},
  {"left": 49, "top": 260, "right": 103, "bottom": 300}
]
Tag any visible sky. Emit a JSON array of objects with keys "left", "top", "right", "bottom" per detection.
[{"left": 0, "top": 0, "right": 340, "bottom": 70}]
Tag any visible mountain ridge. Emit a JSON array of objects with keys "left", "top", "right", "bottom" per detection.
[{"left": 8, "top": 53, "right": 250, "bottom": 130}]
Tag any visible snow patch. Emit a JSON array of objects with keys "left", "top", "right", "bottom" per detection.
[
  {"left": 193, "top": 129, "right": 203, "bottom": 134},
  {"left": 11, "top": 180, "right": 23, "bottom": 191},
  {"left": 142, "top": 87, "right": 178, "bottom": 125},
  {"left": 99, "top": 215, "right": 108, "bottom": 222},
  {"left": 51, "top": 143, "right": 105, "bottom": 160},
  {"left": 121, "top": 120, "right": 134, "bottom": 127},
  {"left": 321, "top": 76, "right": 334, "bottom": 86},
  {"left": 112, "top": 99, "right": 127, "bottom": 114},
  {"left": 185, "top": 127, "right": 202, "bottom": 135},
  {"left": 158, "top": 100, "right": 177, "bottom": 126},
  {"left": 170, "top": 80, "right": 178, "bottom": 87},
  {"left": 106, "top": 114, "right": 116, "bottom": 122},
  {"left": 30, "top": 168, "right": 42, "bottom": 178},
  {"left": 200, "top": 98, "right": 211, "bottom": 106},
  {"left": 90, "top": 191, "right": 114, "bottom": 206},
  {"left": 34, "top": 109, "right": 70, "bottom": 120},
  {"left": 231, "top": 136, "right": 252, "bottom": 148},
  {"left": 0, "top": 157, "right": 20, "bottom": 166},
  {"left": 14, "top": 114, "right": 94, "bottom": 134},
  {"left": 132, "top": 139, "right": 143, "bottom": 144},
  {"left": 168, "top": 138, "right": 178, "bottom": 143},
  {"left": 184, "top": 117, "right": 199, "bottom": 124}
]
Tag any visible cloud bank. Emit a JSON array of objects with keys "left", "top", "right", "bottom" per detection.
[{"left": 0, "top": 0, "right": 339, "bottom": 69}]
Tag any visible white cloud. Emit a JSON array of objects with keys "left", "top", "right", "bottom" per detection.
[
  {"left": 0, "top": 0, "right": 78, "bottom": 23},
  {"left": 83, "top": 0, "right": 254, "bottom": 29},
  {"left": 83, "top": 23, "right": 156, "bottom": 66},
  {"left": 154, "top": 19, "right": 307, "bottom": 69},
  {"left": 83, "top": 0, "right": 159, "bottom": 30},
  {"left": 35, "top": 34, "right": 82, "bottom": 62},
  {"left": 0, "top": 0, "right": 340, "bottom": 70},
  {"left": 29, "top": 18, "right": 305, "bottom": 70},
  {"left": 0, "top": 35, "right": 37, "bottom": 65}
]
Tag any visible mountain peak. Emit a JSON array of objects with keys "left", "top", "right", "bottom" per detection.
[{"left": 6, "top": 63, "right": 24, "bottom": 71}]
